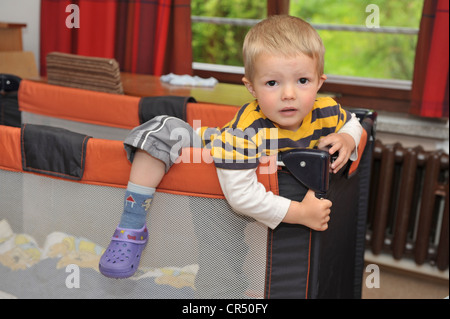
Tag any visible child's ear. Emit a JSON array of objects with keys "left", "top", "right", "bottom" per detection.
[
  {"left": 242, "top": 77, "right": 257, "bottom": 98},
  {"left": 317, "top": 74, "right": 327, "bottom": 91}
]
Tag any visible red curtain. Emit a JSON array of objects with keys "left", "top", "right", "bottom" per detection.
[
  {"left": 40, "top": 0, "right": 192, "bottom": 76},
  {"left": 411, "top": 0, "right": 449, "bottom": 118}
]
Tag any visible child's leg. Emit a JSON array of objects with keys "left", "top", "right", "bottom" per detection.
[
  {"left": 117, "top": 115, "right": 199, "bottom": 229},
  {"left": 99, "top": 150, "right": 162, "bottom": 278},
  {"left": 118, "top": 150, "right": 165, "bottom": 229},
  {"left": 129, "top": 149, "right": 166, "bottom": 187},
  {"left": 100, "top": 116, "right": 198, "bottom": 278}
]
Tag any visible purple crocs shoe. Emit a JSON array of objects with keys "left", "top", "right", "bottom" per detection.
[{"left": 99, "top": 225, "right": 148, "bottom": 279}]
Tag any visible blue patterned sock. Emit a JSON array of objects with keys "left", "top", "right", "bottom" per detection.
[{"left": 118, "top": 182, "right": 155, "bottom": 229}]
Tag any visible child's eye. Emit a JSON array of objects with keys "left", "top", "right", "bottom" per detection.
[
  {"left": 266, "top": 80, "right": 277, "bottom": 87},
  {"left": 298, "top": 78, "right": 309, "bottom": 84}
]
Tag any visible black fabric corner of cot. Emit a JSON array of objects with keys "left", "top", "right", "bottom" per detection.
[
  {"left": 138, "top": 95, "right": 196, "bottom": 124},
  {"left": 20, "top": 124, "right": 91, "bottom": 180},
  {"left": 0, "top": 73, "right": 22, "bottom": 127},
  {"left": 265, "top": 161, "right": 363, "bottom": 299}
]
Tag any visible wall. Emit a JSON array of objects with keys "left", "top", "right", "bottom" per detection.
[
  {"left": 0, "top": 0, "right": 41, "bottom": 73},
  {"left": 376, "top": 111, "right": 449, "bottom": 153}
]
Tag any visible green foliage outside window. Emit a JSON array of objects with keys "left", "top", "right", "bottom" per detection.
[
  {"left": 191, "top": 0, "right": 266, "bottom": 67},
  {"left": 191, "top": 0, "right": 423, "bottom": 80}
]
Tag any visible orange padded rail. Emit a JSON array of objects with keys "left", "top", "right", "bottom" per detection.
[
  {"left": 18, "top": 80, "right": 141, "bottom": 129},
  {"left": 14, "top": 80, "right": 278, "bottom": 196},
  {"left": 160, "top": 149, "right": 279, "bottom": 198},
  {"left": 0, "top": 125, "right": 279, "bottom": 197},
  {"left": 186, "top": 102, "right": 239, "bottom": 128},
  {"left": 19, "top": 80, "right": 243, "bottom": 130},
  {"left": 0, "top": 125, "right": 22, "bottom": 172},
  {"left": 348, "top": 128, "right": 368, "bottom": 176}
]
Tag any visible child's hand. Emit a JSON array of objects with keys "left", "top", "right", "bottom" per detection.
[
  {"left": 299, "top": 190, "right": 332, "bottom": 231},
  {"left": 283, "top": 189, "right": 332, "bottom": 231},
  {"left": 317, "top": 133, "right": 355, "bottom": 173}
]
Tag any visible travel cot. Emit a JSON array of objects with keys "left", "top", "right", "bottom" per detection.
[{"left": 0, "top": 80, "right": 376, "bottom": 299}]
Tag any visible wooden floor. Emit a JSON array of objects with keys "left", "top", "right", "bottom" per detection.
[{"left": 362, "top": 264, "right": 449, "bottom": 299}]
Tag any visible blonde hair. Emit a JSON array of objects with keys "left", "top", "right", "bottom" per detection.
[{"left": 243, "top": 15, "right": 325, "bottom": 80}]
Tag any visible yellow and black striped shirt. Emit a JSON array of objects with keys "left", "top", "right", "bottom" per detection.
[{"left": 201, "top": 97, "right": 351, "bottom": 169}]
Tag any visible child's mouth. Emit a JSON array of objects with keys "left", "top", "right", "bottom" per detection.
[{"left": 280, "top": 107, "right": 297, "bottom": 116}]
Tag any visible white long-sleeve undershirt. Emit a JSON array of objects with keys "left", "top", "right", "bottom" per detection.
[{"left": 216, "top": 113, "right": 363, "bottom": 229}]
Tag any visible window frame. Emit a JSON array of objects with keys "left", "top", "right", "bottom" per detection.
[{"left": 191, "top": 0, "right": 417, "bottom": 114}]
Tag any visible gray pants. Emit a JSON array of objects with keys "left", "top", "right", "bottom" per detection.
[{"left": 124, "top": 116, "right": 202, "bottom": 172}]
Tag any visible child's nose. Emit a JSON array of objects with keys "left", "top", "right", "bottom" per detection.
[{"left": 281, "top": 84, "right": 296, "bottom": 100}]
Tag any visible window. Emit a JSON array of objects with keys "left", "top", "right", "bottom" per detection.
[
  {"left": 290, "top": 0, "right": 423, "bottom": 81},
  {"left": 191, "top": 1, "right": 265, "bottom": 68},
  {"left": 191, "top": 0, "right": 425, "bottom": 113}
]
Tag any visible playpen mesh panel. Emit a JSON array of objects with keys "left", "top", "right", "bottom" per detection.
[
  {"left": 0, "top": 170, "right": 267, "bottom": 299},
  {"left": 0, "top": 170, "right": 23, "bottom": 234}
]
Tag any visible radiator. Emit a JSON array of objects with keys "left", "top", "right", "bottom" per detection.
[{"left": 366, "top": 140, "right": 449, "bottom": 271}]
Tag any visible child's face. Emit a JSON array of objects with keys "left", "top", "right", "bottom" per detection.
[{"left": 243, "top": 53, "right": 326, "bottom": 131}]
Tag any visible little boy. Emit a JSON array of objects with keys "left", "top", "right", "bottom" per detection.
[{"left": 99, "top": 15, "right": 362, "bottom": 279}]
